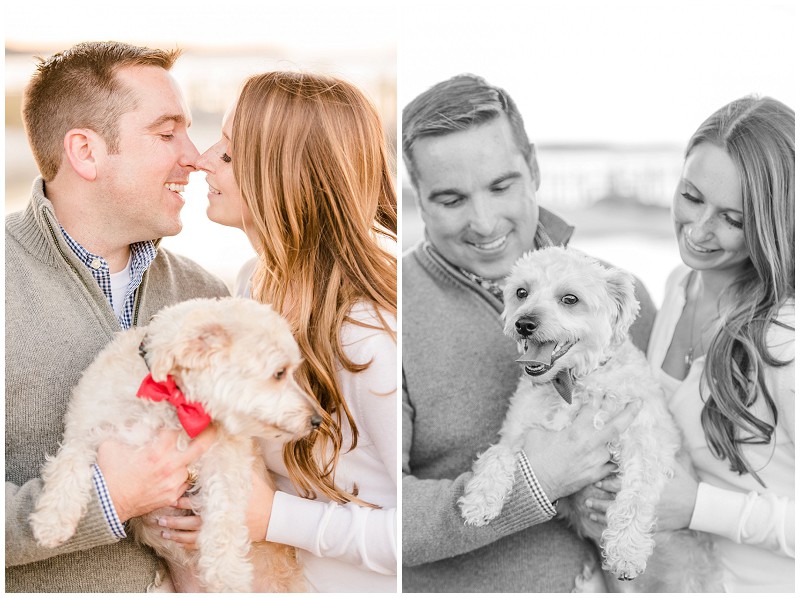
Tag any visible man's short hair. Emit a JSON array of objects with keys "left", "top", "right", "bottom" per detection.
[
  {"left": 22, "top": 41, "right": 181, "bottom": 181},
  {"left": 402, "top": 74, "right": 532, "bottom": 190}
]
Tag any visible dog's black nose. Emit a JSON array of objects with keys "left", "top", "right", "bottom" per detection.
[
  {"left": 515, "top": 317, "right": 538, "bottom": 337},
  {"left": 310, "top": 414, "right": 323, "bottom": 429}
]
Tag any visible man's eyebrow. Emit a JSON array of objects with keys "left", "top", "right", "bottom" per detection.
[
  {"left": 426, "top": 171, "right": 523, "bottom": 202},
  {"left": 490, "top": 171, "right": 522, "bottom": 186},
  {"left": 146, "top": 114, "right": 189, "bottom": 130}
]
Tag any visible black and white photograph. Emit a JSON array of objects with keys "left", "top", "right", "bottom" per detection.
[{"left": 400, "top": 0, "right": 795, "bottom": 592}]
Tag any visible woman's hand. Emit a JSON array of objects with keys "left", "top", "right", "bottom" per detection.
[
  {"left": 150, "top": 460, "right": 277, "bottom": 548},
  {"left": 245, "top": 465, "right": 276, "bottom": 542},
  {"left": 146, "top": 500, "right": 202, "bottom": 550},
  {"left": 654, "top": 454, "right": 700, "bottom": 532},
  {"left": 576, "top": 474, "right": 620, "bottom": 521},
  {"left": 583, "top": 453, "right": 700, "bottom": 533}
]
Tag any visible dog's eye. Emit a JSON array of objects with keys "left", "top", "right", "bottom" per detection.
[
  {"left": 561, "top": 294, "right": 579, "bottom": 305},
  {"left": 516, "top": 288, "right": 528, "bottom": 299},
  {"left": 274, "top": 368, "right": 286, "bottom": 380}
]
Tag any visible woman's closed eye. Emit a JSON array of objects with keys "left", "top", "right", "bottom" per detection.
[
  {"left": 723, "top": 213, "right": 743, "bottom": 229},
  {"left": 681, "top": 191, "right": 701, "bottom": 204}
]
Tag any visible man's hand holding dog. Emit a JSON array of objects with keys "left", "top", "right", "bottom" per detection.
[
  {"left": 523, "top": 401, "right": 641, "bottom": 502},
  {"left": 96, "top": 427, "right": 217, "bottom": 523}
]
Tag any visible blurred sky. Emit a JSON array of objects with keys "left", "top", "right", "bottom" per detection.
[
  {"left": 398, "top": 0, "right": 797, "bottom": 306},
  {"left": 4, "top": 0, "right": 797, "bottom": 300},
  {"left": 4, "top": 0, "right": 397, "bottom": 290},
  {"left": 398, "top": 0, "right": 797, "bottom": 145},
  {"left": 5, "top": 0, "right": 396, "bottom": 54}
]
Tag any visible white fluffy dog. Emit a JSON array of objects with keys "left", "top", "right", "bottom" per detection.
[
  {"left": 29, "top": 297, "right": 320, "bottom": 592},
  {"left": 458, "top": 247, "right": 720, "bottom": 592}
]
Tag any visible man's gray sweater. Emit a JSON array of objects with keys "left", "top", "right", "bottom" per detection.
[{"left": 5, "top": 178, "right": 229, "bottom": 592}]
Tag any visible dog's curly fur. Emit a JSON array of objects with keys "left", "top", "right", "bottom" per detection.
[
  {"left": 458, "top": 247, "right": 721, "bottom": 592},
  {"left": 29, "top": 297, "right": 320, "bottom": 592}
]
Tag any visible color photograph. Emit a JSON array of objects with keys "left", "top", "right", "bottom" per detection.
[{"left": 5, "top": 0, "right": 397, "bottom": 592}]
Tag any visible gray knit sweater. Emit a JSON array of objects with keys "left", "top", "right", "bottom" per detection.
[
  {"left": 401, "top": 208, "right": 656, "bottom": 592},
  {"left": 5, "top": 178, "right": 230, "bottom": 592}
]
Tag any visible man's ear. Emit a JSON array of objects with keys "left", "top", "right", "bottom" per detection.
[
  {"left": 63, "top": 129, "right": 103, "bottom": 182},
  {"left": 527, "top": 142, "right": 540, "bottom": 191}
]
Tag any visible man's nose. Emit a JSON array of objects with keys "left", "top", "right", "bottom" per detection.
[
  {"left": 467, "top": 197, "right": 497, "bottom": 235},
  {"left": 179, "top": 136, "right": 201, "bottom": 171}
]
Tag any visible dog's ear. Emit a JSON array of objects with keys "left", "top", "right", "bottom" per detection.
[
  {"left": 150, "top": 321, "right": 233, "bottom": 380},
  {"left": 603, "top": 267, "right": 640, "bottom": 346}
]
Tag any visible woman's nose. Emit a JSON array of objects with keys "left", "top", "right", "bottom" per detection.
[{"left": 194, "top": 149, "right": 213, "bottom": 173}]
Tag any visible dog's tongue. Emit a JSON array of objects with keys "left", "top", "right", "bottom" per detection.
[{"left": 516, "top": 341, "right": 558, "bottom": 366}]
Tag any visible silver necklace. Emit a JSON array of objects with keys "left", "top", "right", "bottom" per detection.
[{"left": 684, "top": 271, "right": 702, "bottom": 374}]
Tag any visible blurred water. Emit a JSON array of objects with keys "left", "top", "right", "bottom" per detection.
[{"left": 400, "top": 144, "right": 687, "bottom": 308}]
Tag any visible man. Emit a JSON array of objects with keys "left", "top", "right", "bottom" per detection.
[
  {"left": 402, "top": 74, "right": 656, "bottom": 591},
  {"left": 5, "top": 42, "right": 229, "bottom": 592}
]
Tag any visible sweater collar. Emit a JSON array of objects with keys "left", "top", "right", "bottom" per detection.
[
  {"left": 8, "top": 177, "right": 165, "bottom": 269},
  {"left": 7, "top": 177, "right": 71, "bottom": 268}
]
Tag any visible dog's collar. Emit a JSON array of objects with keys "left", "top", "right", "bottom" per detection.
[
  {"left": 138, "top": 338, "right": 151, "bottom": 370},
  {"left": 137, "top": 374, "right": 212, "bottom": 438},
  {"left": 136, "top": 334, "right": 212, "bottom": 438},
  {"left": 551, "top": 370, "right": 575, "bottom": 403},
  {"left": 553, "top": 355, "right": 613, "bottom": 404}
]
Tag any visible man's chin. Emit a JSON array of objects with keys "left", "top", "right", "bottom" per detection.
[
  {"left": 158, "top": 220, "right": 183, "bottom": 239},
  {"left": 468, "top": 256, "right": 516, "bottom": 281}
]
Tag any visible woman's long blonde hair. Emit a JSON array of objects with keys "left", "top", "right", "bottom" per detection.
[
  {"left": 232, "top": 71, "right": 397, "bottom": 502},
  {"left": 687, "top": 96, "right": 795, "bottom": 486}
]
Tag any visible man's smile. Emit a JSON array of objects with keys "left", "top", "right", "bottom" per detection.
[
  {"left": 164, "top": 183, "right": 186, "bottom": 193},
  {"left": 466, "top": 233, "right": 509, "bottom": 251}
]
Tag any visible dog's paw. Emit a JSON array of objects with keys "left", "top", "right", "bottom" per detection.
[
  {"left": 612, "top": 561, "right": 645, "bottom": 582},
  {"left": 202, "top": 566, "right": 253, "bottom": 593},
  {"left": 458, "top": 490, "right": 504, "bottom": 526},
  {"left": 458, "top": 445, "right": 516, "bottom": 526},
  {"left": 458, "top": 502, "right": 495, "bottom": 527},
  {"left": 199, "top": 540, "right": 254, "bottom": 592},
  {"left": 603, "top": 552, "right": 647, "bottom": 582},
  {"left": 29, "top": 514, "right": 76, "bottom": 548}
]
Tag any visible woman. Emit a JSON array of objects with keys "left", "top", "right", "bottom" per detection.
[
  {"left": 157, "top": 71, "right": 398, "bottom": 592},
  {"left": 590, "top": 96, "right": 794, "bottom": 592}
]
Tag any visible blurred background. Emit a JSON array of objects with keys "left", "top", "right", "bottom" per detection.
[
  {"left": 399, "top": 0, "right": 797, "bottom": 307},
  {"left": 5, "top": 0, "right": 397, "bottom": 290}
]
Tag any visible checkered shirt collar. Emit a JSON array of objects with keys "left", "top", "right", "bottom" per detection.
[{"left": 59, "top": 225, "right": 156, "bottom": 329}]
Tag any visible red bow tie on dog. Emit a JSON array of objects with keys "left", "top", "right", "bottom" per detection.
[{"left": 137, "top": 374, "right": 211, "bottom": 438}]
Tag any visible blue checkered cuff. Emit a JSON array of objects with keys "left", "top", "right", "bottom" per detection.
[
  {"left": 91, "top": 464, "right": 127, "bottom": 539},
  {"left": 517, "top": 450, "right": 558, "bottom": 518}
]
